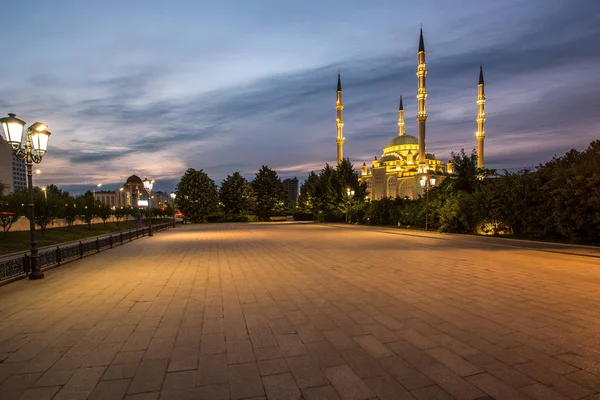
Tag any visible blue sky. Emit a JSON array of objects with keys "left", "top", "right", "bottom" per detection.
[{"left": 2, "top": 0, "right": 599, "bottom": 193}]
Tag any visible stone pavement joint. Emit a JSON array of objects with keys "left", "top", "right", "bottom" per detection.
[{"left": 1, "top": 223, "right": 600, "bottom": 399}]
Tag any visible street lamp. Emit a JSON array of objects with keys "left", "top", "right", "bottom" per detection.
[
  {"left": 419, "top": 175, "right": 436, "bottom": 231},
  {"left": 142, "top": 178, "right": 154, "bottom": 236},
  {"left": 170, "top": 192, "right": 176, "bottom": 227},
  {"left": 0, "top": 113, "right": 52, "bottom": 280},
  {"left": 92, "top": 183, "right": 102, "bottom": 200},
  {"left": 41, "top": 186, "right": 47, "bottom": 202},
  {"left": 346, "top": 188, "right": 355, "bottom": 224}
]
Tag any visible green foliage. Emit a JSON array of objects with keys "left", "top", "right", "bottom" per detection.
[
  {"left": 298, "top": 158, "right": 368, "bottom": 221},
  {"left": 63, "top": 199, "right": 78, "bottom": 230},
  {"left": 220, "top": 172, "right": 256, "bottom": 218},
  {"left": 34, "top": 188, "right": 65, "bottom": 234},
  {"left": 251, "top": 165, "right": 287, "bottom": 220},
  {"left": 175, "top": 168, "right": 219, "bottom": 222},
  {"left": 114, "top": 207, "right": 127, "bottom": 225},
  {"left": 0, "top": 190, "right": 26, "bottom": 238},
  {"left": 76, "top": 193, "right": 98, "bottom": 229},
  {"left": 97, "top": 203, "right": 112, "bottom": 226},
  {"left": 359, "top": 141, "right": 600, "bottom": 244}
]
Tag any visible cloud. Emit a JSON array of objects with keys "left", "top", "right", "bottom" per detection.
[{"left": 1, "top": 0, "right": 598, "bottom": 194}]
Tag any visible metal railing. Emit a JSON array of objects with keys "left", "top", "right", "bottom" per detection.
[{"left": 0, "top": 222, "right": 174, "bottom": 284}]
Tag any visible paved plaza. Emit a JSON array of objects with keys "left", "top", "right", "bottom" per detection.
[{"left": 1, "top": 223, "right": 600, "bottom": 400}]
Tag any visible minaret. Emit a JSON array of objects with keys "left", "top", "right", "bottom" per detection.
[
  {"left": 476, "top": 65, "right": 486, "bottom": 169},
  {"left": 336, "top": 73, "right": 344, "bottom": 164},
  {"left": 416, "top": 28, "right": 428, "bottom": 171},
  {"left": 398, "top": 95, "right": 405, "bottom": 136}
]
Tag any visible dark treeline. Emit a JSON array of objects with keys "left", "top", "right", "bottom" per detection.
[
  {"left": 297, "top": 141, "right": 600, "bottom": 245},
  {"left": 174, "top": 165, "right": 288, "bottom": 222},
  {"left": 0, "top": 185, "right": 175, "bottom": 238}
]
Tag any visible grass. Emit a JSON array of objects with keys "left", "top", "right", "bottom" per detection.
[{"left": 0, "top": 219, "right": 172, "bottom": 256}]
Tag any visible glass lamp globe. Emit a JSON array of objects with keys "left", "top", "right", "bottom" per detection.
[{"left": 0, "top": 113, "right": 26, "bottom": 150}]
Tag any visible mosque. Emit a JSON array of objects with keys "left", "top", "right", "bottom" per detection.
[{"left": 335, "top": 29, "right": 487, "bottom": 200}]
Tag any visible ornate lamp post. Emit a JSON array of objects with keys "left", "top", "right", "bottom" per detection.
[
  {"left": 170, "top": 192, "right": 176, "bottom": 227},
  {"left": 346, "top": 188, "right": 355, "bottom": 224},
  {"left": 419, "top": 175, "right": 436, "bottom": 231},
  {"left": 142, "top": 178, "right": 154, "bottom": 236},
  {"left": 0, "top": 113, "right": 52, "bottom": 279}
]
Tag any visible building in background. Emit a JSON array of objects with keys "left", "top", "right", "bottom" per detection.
[
  {"left": 354, "top": 29, "right": 485, "bottom": 200},
  {"left": 282, "top": 177, "right": 299, "bottom": 206},
  {"left": 94, "top": 174, "right": 160, "bottom": 209},
  {"left": 0, "top": 136, "right": 27, "bottom": 194}
]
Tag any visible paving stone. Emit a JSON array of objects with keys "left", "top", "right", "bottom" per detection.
[
  {"left": 466, "top": 372, "right": 531, "bottom": 400},
  {"left": 425, "top": 347, "right": 483, "bottom": 377},
  {"left": 89, "top": 378, "right": 130, "bottom": 400},
  {"left": 263, "top": 373, "right": 302, "bottom": 400},
  {"left": 127, "top": 359, "right": 168, "bottom": 394},
  {"left": 306, "top": 341, "right": 345, "bottom": 367},
  {"left": 353, "top": 335, "right": 394, "bottom": 358},
  {"left": 514, "top": 361, "right": 594, "bottom": 399},
  {"left": 197, "top": 353, "right": 228, "bottom": 386},
  {"left": 302, "top": 385, "right": 341, "bottom": 400},
  {"left": 258, "top": 358, "right": 290, "bottom": 376},
  {"left": 54, "top": 366, "right": 106, "bottom": 400},
  {"left": 378, "top": 355, "right": 432, "bottom": 390},
  {"left": 325, "top": 365, "right": 374, "bottom": 400},
  {"left": 410, "top": 385, "right": 454, "bottom": 400},
  {"left": 226, "top": 338, "right": 255, "bottom": 364},
  {"left": 18, "top": 385, "right": 61, "bottom": 400},
  {"left": 200, "top": 333, "right": 226, "bottom": 355},
  {"left": 340, "top": 348, "right": 387, "bottom": 378},
  {"left": 465, "top": 352, "right": 535, "bottom": 388},
  {"left": 102, "top": 363, "right": 138, "bottom": 380},
  {"left": 520, "top": 383, "right": 571, "bottom": 400},
  {"left": 287, "top": 355, "right": 328, "bottom": 389},
  {"left": 228, "top": 362, "right": 264, "bottom": 399},
  {"left": 364, "top": 374, "right": 414, "bottom": 399}
]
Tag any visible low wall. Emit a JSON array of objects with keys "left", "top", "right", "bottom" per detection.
[{"left": 9, "top": 216, "right": 136, "bottom": 232}]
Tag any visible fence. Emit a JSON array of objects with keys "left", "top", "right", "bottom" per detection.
[{"left": 0, "top": 222, "right": 174, "bottom": 284}]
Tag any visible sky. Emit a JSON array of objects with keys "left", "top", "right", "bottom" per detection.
[{"left": 2, "top": 0, "right": 599, "bottom": 193}]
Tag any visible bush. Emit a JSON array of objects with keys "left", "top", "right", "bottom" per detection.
[
  {"left": 292, "top": 213, "right": 313, "bottom": 221},
  {"left": 204, "top": 213, "right": 225, "bottom": 223}
]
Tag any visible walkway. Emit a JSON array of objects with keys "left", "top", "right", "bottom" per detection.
[{"left": 1, "top": 223, "right": 600, "bottom": 399}]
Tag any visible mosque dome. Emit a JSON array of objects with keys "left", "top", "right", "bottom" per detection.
[
  {"left": 125, "top": 175, "right": 143, "bottom": 185},
  {"left": 379, "top": 154, "right": 402, "bottom": 163},
  {"left": 385, "top": 135, "right": 419, "bottom": 147}
]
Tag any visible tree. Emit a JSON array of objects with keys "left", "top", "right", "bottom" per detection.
[
  {"left": 220, "top": 172, "right": 256, "bottom": 218},
  {"left": 298, "top": 171, "right": 320, "bottom": 216},
  {"left": 34, "top": 188, "right": 64, "bottom": 234},
  {"left": 97, "top": 203, "right": 112, "bottom": 226},
  {"left": 0, "top": 190, "right": 26, "bottom": 238},
  {"left": 113, "top": 207, "right": 126, "bottom": 225},
  {"left": 63, "top": 197, "right": 78, "bottom": 230},
  {"left": 251, "top": 165, "right": 287, "bottom": 220},
  {"left": 175, "top": 168, "right": 219, "bottom": 222},
  {"left": 76, "top": 193, "right": 98, "bottom": 229}
]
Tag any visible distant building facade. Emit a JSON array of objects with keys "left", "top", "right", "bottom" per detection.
[
  {"left": 0, "top": 137, "right": 27, "bottom": 194},
  {"left": 95, "top": 174, "right": 161, "bottom": 209},
  {"left": 282, "top": 177, "right": 299, "bottom": 206}
]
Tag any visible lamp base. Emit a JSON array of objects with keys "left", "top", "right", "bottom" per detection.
[{"left": 29, "top": 271, "right": 44, "bottom": 280}]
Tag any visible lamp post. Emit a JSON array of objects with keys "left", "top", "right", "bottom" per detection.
[
  {"left": 170, "top": 192, "right": 176, "bottom": 227},
  {"left": 41, "top": 186, "right": 47, "bottom": 202},
  {"left": 419, "top": 175, "right": 436, "bottom": 231},
  {"left": 346, "top": 188, "right": 355, "bottom": 224},
  {"left": 142, "top": 178, "right": 154, "bottom": 236},
  {"left": 92, "top": 183, "right": 102, "bottom": 200},
  {"left": 1, "top": 113, "right": 52, "bottom": 280}
]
